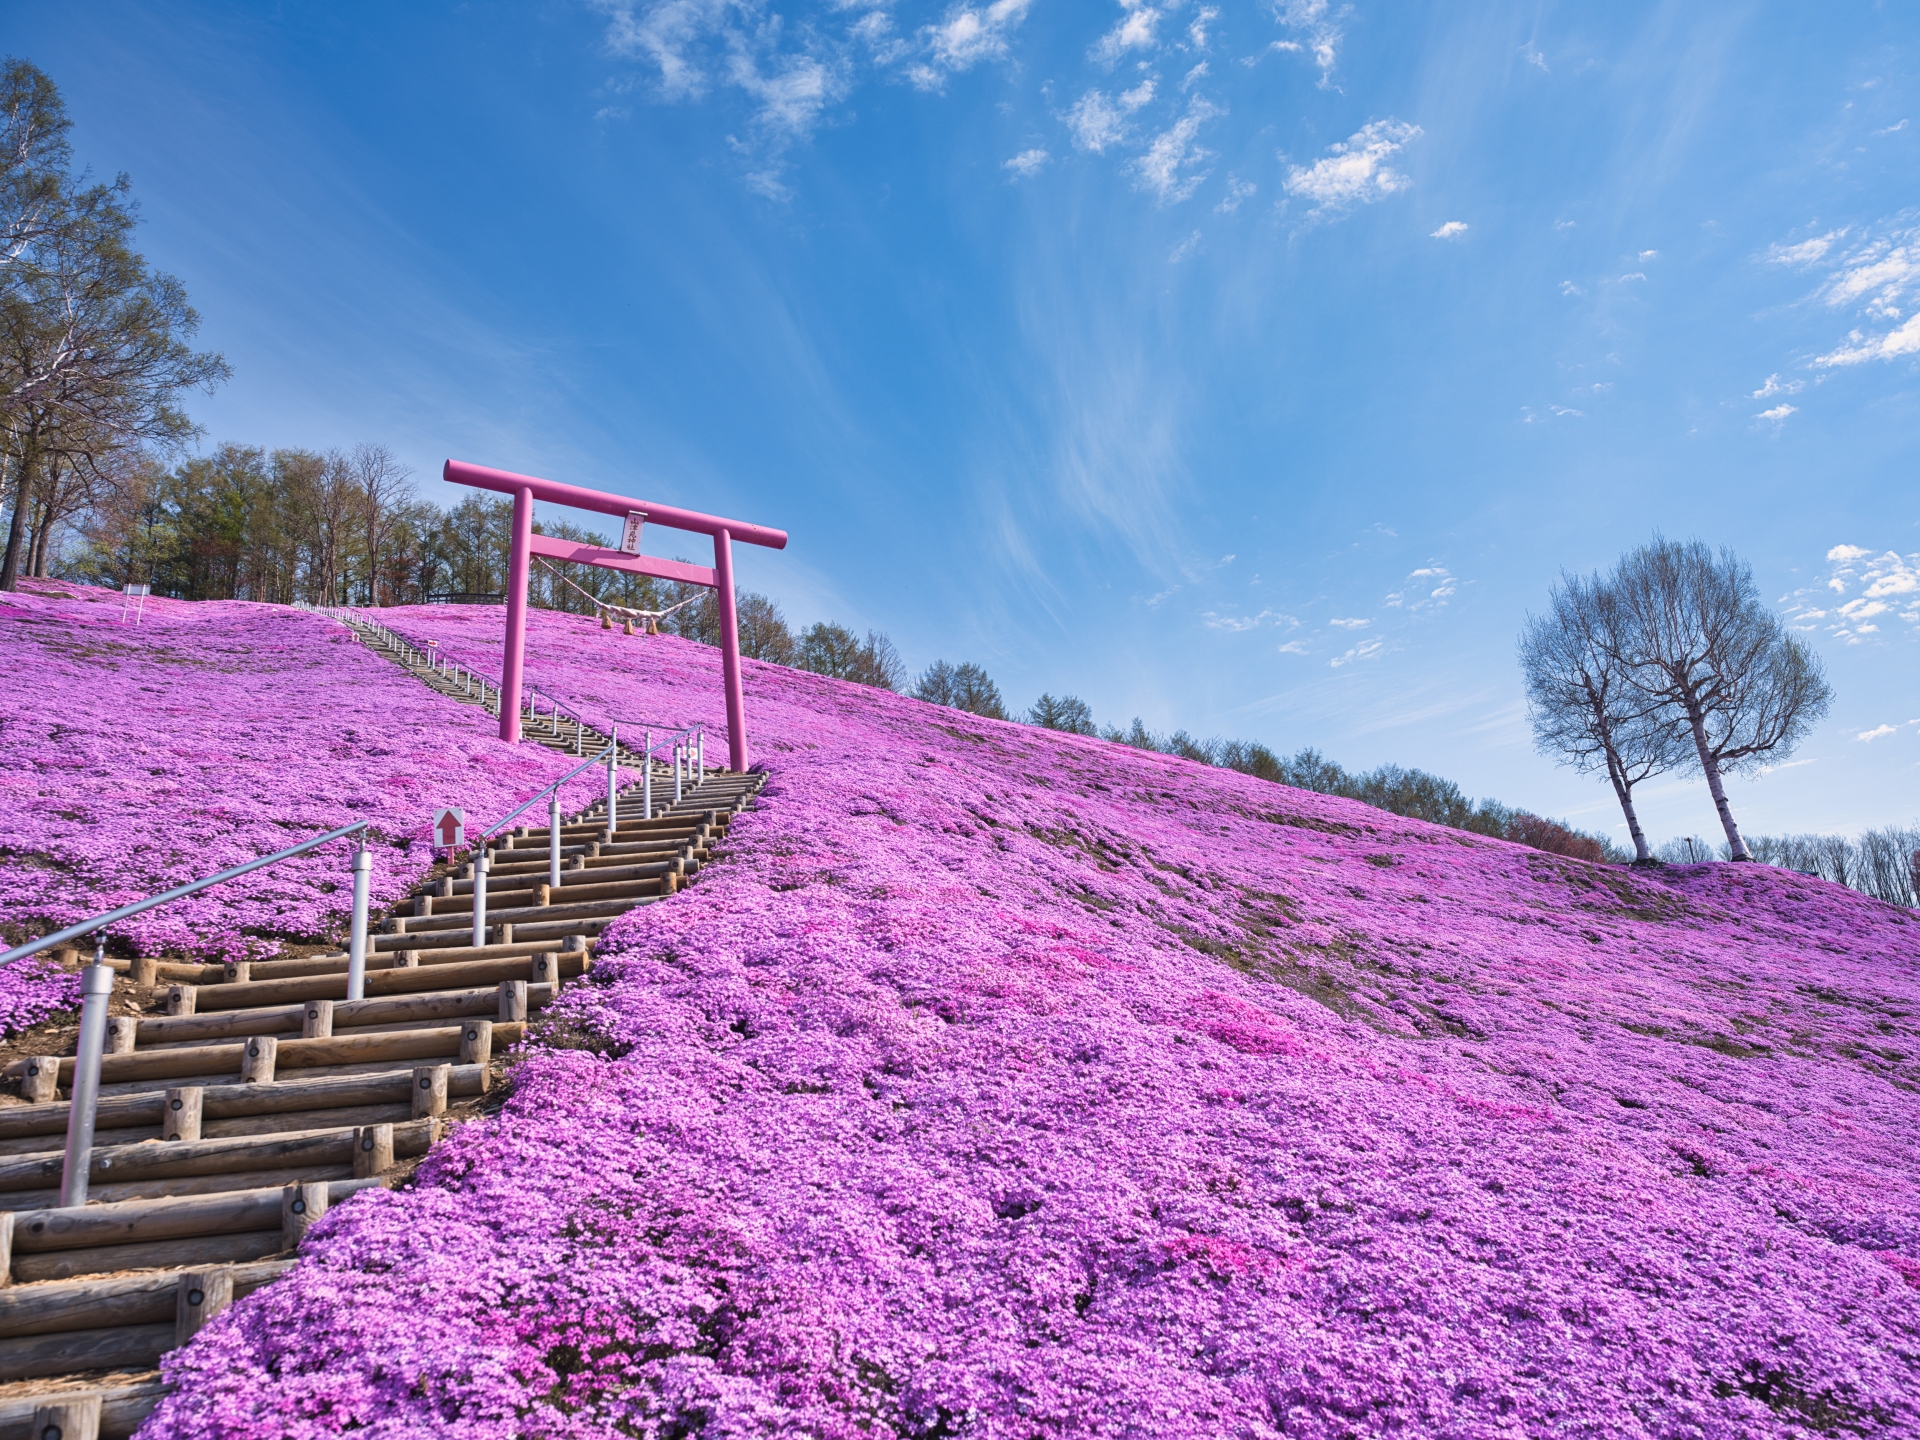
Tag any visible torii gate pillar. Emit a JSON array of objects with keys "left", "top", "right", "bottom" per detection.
[{"left": 443, "top": 460, "right": 788, "bottom": 773}]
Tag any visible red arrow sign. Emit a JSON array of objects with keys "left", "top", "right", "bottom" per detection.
[{"left": 433, "top": 808, "right": 465, "bottom": 848}]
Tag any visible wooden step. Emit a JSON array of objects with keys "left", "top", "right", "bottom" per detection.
[
  {"left": 0, "top": 1121, "right": 436, "bottom": 1197},
  {"left": 182, "top": 953, "right": 583, "bottom": 1011},
  {"left": 0, "top": 1373, "right": 169, "bottom": 1439},
  {"left": 0, "top": 1068, "right": 490, "bottom": 1142},
  {"left": 128, "top": 985, "right": 552, "bottom": 1050},
  {"left": 389, "top": 897, "right": 649, "bottom": 936},
  {"left": 0, "top": 1260, "right": 290, "bottom": 1340},
  {"left": 8, "top": 1024, "right": 525, "bottom": 1090}
]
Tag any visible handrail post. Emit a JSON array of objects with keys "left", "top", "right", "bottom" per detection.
[
  {"left": 643, "top": 730, "right": 653, "bottom": 820},
  {"left": 549, "top": 794, "right": 562, "bottom": 890},
  {"left": 346, "top": 844, "right": 372, "bottom": 1002},
  {"left": 697, "top": 728, "right": 705, "bottom": 783},
  {"left": 471, "top": 852, "right": 489, "bottom": 949},
  {"left": 674, "top": 739, "right": 683, "bottom": 806},
  {"left": 605, "top": 725, "right": 620, "bottom": 842},
  {"left": 59, "top": 943, "right": 115, "bottom": 1208}
]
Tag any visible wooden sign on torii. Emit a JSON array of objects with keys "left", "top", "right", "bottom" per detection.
[{"left": 442, "top": 460, "right": 789, "bottom": 773}]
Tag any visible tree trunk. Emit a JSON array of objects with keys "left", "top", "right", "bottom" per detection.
[
  {"left": 1684, "top": 706, "right": 1751, "bottom": 860},
  {"left": 0, "top": 434, "right": 38, "bottom": 593},
  {"left": 1602, "top": 746, "right": 1653, "bottom": 861}
]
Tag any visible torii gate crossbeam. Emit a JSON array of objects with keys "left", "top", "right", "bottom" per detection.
[{"left": 443, "top": 460, "right": 788, "bottom": 773}]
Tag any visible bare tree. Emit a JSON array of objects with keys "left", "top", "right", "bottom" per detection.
[
  {"left": 348, "top": 442, "right": 411, "bottom": 605},
  {"left": 1605, "top": 538, "right": 1832, "bottom": 861},
  {"left": 1519, "top": 571, "right": 1690, "bottom": 862},
  {"left": 292, "top": 451, "right": 361, "bottom": 607}
]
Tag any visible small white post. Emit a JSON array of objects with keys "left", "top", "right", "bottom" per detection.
[
  {"left": 59, "top": 944, "right": 116, "bottom": 1208},
  {"left": 471, "top": 851, "right": 490, "bottom": 948},
  {"left": 643, "top": 730, "right": 653, "bottom": 820},
  {"left": 605, "top": 725, "right": 620, "bottom": 841},
  {"left": 548, "top": 793, "right": 562, "bottom": 891},
  {"left": 346, "top": 844, "right": 372, "bottom": 1002},
  {"left": 697, "top": 729, "right": 705, "bottom": 782},
  {"left": 673, "top": 739, "right": 683, "bottom": 806}
]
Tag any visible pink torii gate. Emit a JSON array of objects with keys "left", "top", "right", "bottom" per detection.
[{"left": 443, "top": 460, "right": 788, "bottom": 773}]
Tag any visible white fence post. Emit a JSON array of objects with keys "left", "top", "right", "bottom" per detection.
[
  {"left": 548, "top": 793, "right": 562, "bottom": 890},
  {"left": 643, "top": 730, "right": 653, "bottom": 820},
  {"left": 59, "top": 945, "right": 116, "bottom": 1208},
  {"left": 606, "top": 726, "right": 620, "bottom": 841},
  {"left": 346, "top": 845, "right": 371, "bottom": 1002},
  {"left": 471, "top": 851, "right": 489, "bottom": 949}
]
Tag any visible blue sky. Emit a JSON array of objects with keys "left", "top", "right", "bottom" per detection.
[{"left": 17, "top": 1, "right": 1919, "bottom": 843}]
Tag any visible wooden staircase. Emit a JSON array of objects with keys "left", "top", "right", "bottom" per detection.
[{"left": 0, "top": 643, "right": 763, "bottom": 1436}]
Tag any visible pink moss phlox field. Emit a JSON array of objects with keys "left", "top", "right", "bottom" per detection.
[
  {"left": 149, "top": 605, "right": 1920, "bottom": 1437},
  {"left": 0, "top": 585, "right": 604, "bottom": 980}
]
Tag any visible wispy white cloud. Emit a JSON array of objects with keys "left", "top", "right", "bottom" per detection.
[
  {"left": 1560, "top": 280, "right": 1583, "bottom": 296},
  {"left": 1858, "top": 724, "right": 1898, "bottom": 742},
  {"left": 1430, "top": 220, "right": 1468, "bottom": 239},
  {"left": 1754, "top": 402, "right": 1797, "bottom": 426},
  {"left": 1330, "top": 637, "right": 1385, "bottom": 668},
  {"left": 1005, "top": 147, "right": 1050, "bottom": 177},
  {"left": 1872, "top": 119, "right": 1909, "bottom": 137},
  {"left": 1203, "top": 607, "right": 1297, "bottom": 632},
  {"left": 1619, "top": 271, "right": 1647, "bottom": 282},
  {"left": 1818, "top": 313, "right": 1920, "bottom": 366},
  {"left": 1768, "top": 215, "right": 1920, "bottom": 366},
  {"left": 1277, "top": 640, "right": 1309, "bottom": 655},
  {"left": 1768, "top": 230, "right": 1846, "bottom": 266},
  {"left": 1753, "top": 373, "right": 1803, "bottom": 399},
  {"left": 1783, "top": 543, "right": 1920, "bottom": 643},
  {"left": 1168, "top": 229, "right": 1202, "bottom": 263},
  {"left": 1638, "top": 249, "right": 1659, "bottom": 260},
  {"left": 1522, "top": 43, "right": 1548, "bottom": 73},
  {"left": 1275, "top": 0, "right": 1342, "bottom": 86},
  {"left": 1282, "top": 119, "right": 1421, "bottom": 218},
  {"left": 1131, "top": 98, "right": 1221, "bottom": 204},
  {"left": 1383, "top": 565, "right": 1456, "bottom": 610},
  {"left": 1328, "top": 616, "right": 1371, "bottom": 629},
  {"left": 1215, "top": 174, "right": 1256, "bottom": 214},
  {"left": 1092, "top": 0, "right": 1161, "bottom": 67},
  {"left": 1188, "top": 7, "right": 1219, "bottom": 48},
  {"left": 1065, "top": 89, "right": 1130, "bottom": 153},
  {"left": 915, "top": 0, "right": 1034, "bottom": 85}
]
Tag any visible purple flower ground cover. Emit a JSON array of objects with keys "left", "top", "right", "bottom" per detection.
[
  {"left": 132, "top": 605, "right": 1920, "bottom": 1436},
  {"left": 0, "top": 584, "right": 605, "bottom": 999}
]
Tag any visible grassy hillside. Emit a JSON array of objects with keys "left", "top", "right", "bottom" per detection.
[
  {"left": 146, "top": 605, "right": 1920, "bottom": 1439},
  {"left": 0, "top": 583, "right": 604, "bottom": 972}
]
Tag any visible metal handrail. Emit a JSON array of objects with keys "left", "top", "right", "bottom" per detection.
[
  {"left": 476, "top": 740, "right": 618, "bottom": 842},
  {"left": 460, "top": 732, "right": 629, "bottom": 946},
  {"left": 0, "top": 820, "right": 371, "bottom": 967},
  {"left": 0, "top": 819, "right": 378, "bottom": 1210}
]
